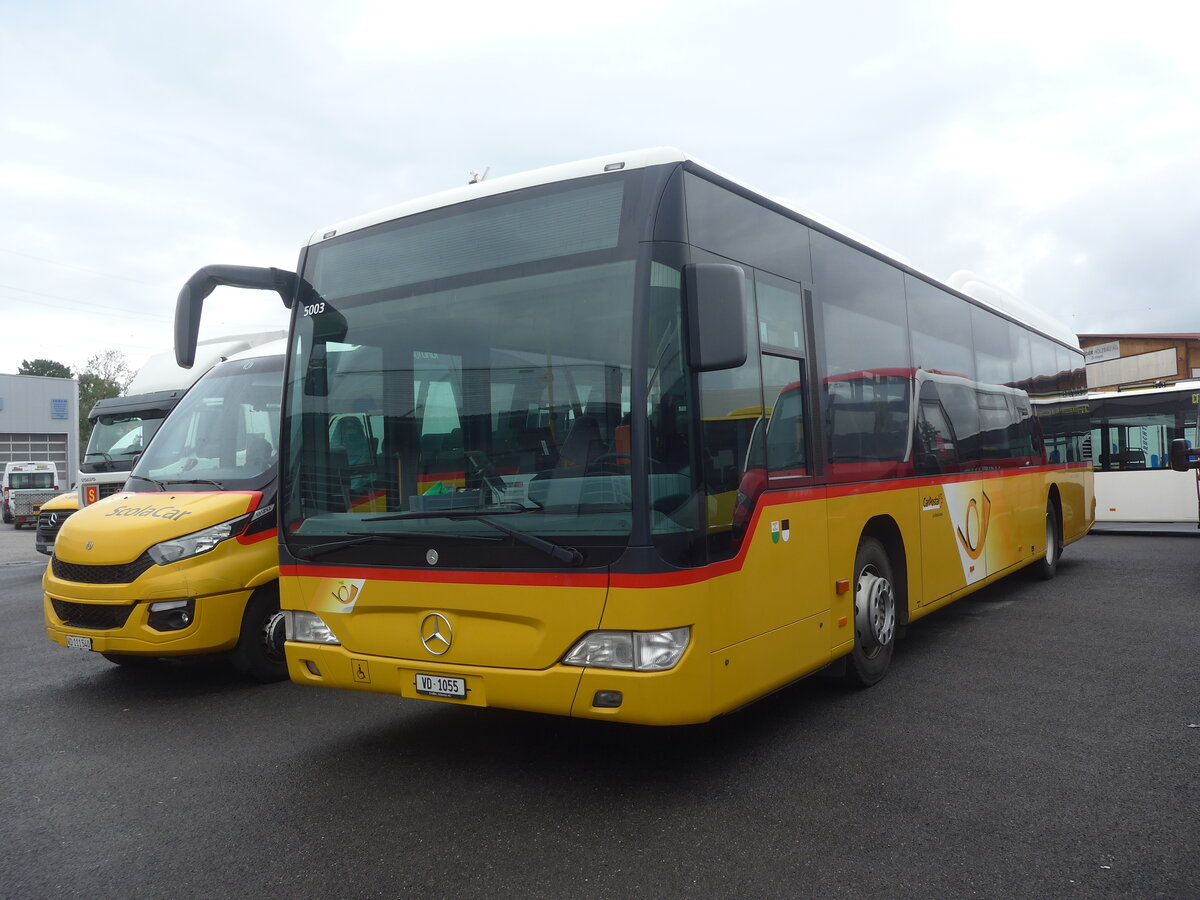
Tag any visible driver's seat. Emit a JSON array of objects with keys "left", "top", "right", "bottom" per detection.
[{"left": 556, "top": 416, "right": 603, "bottom": 471}]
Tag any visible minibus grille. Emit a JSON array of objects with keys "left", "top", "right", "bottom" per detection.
[
  {"left": 51, "top": 599, "right": 136, "bottom": 630},
  {"left": 51, "top": 552, "right": 156, "bottom": 585}
]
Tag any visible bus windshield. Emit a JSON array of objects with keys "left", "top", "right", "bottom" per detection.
[
  {"left": 128, "top": 355, "right": 283, "bottom": 492},
  {"left": 283, "top": 179, "right": 642, "bottom": 567}
]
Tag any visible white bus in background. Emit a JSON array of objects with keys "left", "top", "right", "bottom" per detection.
[{"left": 1089, "top": 381, "right": 1200, "bottom": 524}]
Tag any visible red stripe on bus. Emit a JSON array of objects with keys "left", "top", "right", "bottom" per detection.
[
  {"left": 237, "top": 527, "right": 277, "bottom": 546},
  {"left": 280, "top": 563, "right": 607, "bottom": 588},
  {"left": 281, "top": 465, "right": 1086, "bottom": 590}
]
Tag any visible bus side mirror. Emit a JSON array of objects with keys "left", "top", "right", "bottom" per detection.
[
  {"left": 175, "top": 265, "right": 298, "bottom": 368},
  {"left": 683, "top": 263, "right": 748, "bottom": 372},
  {"left": 1168, "top": 438, "right": 1195, "bottom": 472}
]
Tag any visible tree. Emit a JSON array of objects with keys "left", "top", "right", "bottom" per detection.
[
  {"left": 84, "top": 350, "right": 135, "bottom": 393},
  {"left": 18, "top": 358, "right": 73, "bottom": 379},
  {"left": 76, "top": 351, "right": 133, "bottom": 458},
  {"left": 77, "top": 373, "right": 123, "bottom": 459}
]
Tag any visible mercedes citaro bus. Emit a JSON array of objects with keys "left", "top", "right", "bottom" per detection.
[{"left": 174, "top": 148, "right": 1093, "bottom": 724}]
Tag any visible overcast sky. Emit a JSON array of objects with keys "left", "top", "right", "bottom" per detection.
[{"left": 3, "top": 0, "right": 1198, "bottom": 378}]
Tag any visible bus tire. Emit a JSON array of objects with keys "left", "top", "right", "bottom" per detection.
[
  {"left": 230, "top": 583, "right": 288, "bottom": 683},
  {"left": 1036, "top": 500, "right": 1061, "bottom": 581},
  {"left": 845, "top": 537, "right": 897, "bottom": 687}
]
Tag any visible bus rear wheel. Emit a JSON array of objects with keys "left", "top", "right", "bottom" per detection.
[
  {"left": 1035, "top": 500, "right": 1061, "bottom": 581},
  {"left": 845, "top": 537, "right": 897, "bottom": 687},
  {"left": 230, "top": 584, "right": 288, "bottom": 683}
]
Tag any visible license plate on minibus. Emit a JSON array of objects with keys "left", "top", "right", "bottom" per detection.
[
  {"left": 415, "top": 673, "right": 467, "bottom": 699},
  {"left": 66, "top": 635, "right": 93, "bottom": 651}
]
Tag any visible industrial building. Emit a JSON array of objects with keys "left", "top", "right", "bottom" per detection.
[{"left": 0, "top": 373, "right": 80, "bottom": 485}]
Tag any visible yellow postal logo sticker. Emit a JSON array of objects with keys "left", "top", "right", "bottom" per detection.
[
  {"left": 312, "top": 578, "right": 366, "bottom": 613},
  {"left": 956, "top": 492, "right": 992, "bottom": 561}
]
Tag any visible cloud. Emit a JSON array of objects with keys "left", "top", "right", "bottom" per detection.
[{"left": 2, "top": 0, "right": 1199, "bottom": 378}]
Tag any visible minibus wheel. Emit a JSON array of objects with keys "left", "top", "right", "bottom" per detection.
[
  {"left": 846, "top": 537, "right": 896, "bottom": 687},
  {"left": 231, "top": 583, "right": 288, "bottom": 683}
]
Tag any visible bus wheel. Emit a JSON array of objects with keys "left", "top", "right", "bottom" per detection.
[
  {"left": 231, "top": 584, "right": 288, "bottom": 683},
  {"left": 846, "top": 537, "right": 897, "bottom": 687},
  {"left": 1036, "top": 501, "right": 1061, "bottom": 581}
]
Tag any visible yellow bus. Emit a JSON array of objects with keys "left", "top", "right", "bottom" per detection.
[
  {"left": 176, "top": 148, "right": 1093, "bottom": 724},
  {"left": 43, "top": 342, "right": 288, "bottom": 681}
]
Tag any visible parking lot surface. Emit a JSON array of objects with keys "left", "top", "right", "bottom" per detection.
[{"left": 2, "top": 527, "right": 1197, "bottom": 898}]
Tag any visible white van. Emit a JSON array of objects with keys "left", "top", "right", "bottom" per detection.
[{"left": 2, "top": 462, "right": 61, "bottom": 528}]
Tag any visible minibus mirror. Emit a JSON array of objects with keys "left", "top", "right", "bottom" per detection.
[
  {"left": 175, "top": 265, "right": 298, "bottom": 367},
  {"left": 1168, "top": 437, "right": 1195, "bottom": 472},
  {"left": 683, "top": 263, "right": 748, "bottom": 372}
]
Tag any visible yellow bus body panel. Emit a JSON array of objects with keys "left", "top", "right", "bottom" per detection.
[
  {"left": 43, "top": 492, "right": 278, "bottom": 657},
  {"left": 280, "top": 466, "right": 1092, "bottom": 724},
  {"left": 283, "top": 570, "right": 610, "bottom": 714}
]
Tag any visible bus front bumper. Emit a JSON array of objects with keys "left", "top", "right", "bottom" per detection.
[
  {"left": 43, "top": 587, "right": 252, "bottom": 657},
  {"left": 284, "top": 642, "right": 714, "bottom": 725}
]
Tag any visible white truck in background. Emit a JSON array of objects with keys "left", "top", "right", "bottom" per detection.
[
  {"left": 34, "top": 331, "right": 285, "bottom": 554},
  {"left": 3, "top": 462, "right": 61, "bottom": 528}
]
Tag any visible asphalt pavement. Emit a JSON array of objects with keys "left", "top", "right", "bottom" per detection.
[{"left": 2, "top": 526, "right": 1197, "bottom": 899}]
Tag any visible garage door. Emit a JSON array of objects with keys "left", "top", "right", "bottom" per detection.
[{"left": 0, "top": 432, "right": 70, "bottom": 476}]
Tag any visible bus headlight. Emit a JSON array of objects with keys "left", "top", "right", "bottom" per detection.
[
  {"left": 562, "top": 627, "right": 690, "bottom": 671},
  {"left": 284, "top": 611, "right": 341, "bottom": 645},
  {"left": 147, "top": 515, "right": 250, "bottom": 565}
]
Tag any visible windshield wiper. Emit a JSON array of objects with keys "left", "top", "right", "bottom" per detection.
[
  {"left": 153, "top": 478, "right": 227, "bottom": 490},
  {"left": 292, "top": 530, "right": 502, "bottom": 560},
  {"left": 363, "top": 509, "right": 584, "bottom": 567},
  {"left": 365, "top": 504, "right": 529, "bottom": 522}
]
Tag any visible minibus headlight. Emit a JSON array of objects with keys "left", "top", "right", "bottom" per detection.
[
  {"left": 562, "top": 627, "right": 690, "bottom": 671},
  {"left": 147, "top": 515, "right": 250, "bottom": 565},
  {"left": 284, "top": 611, "right": 341, "bottom": 645}
]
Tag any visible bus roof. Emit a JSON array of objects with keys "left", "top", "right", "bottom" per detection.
[
  {"left": 306, "top": 148, "right": 689, "bottom": 249},
  {"left": 306, "top": 148, "right": 1078, "bottom": 351}
]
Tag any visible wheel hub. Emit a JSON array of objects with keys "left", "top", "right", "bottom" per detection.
[
  {"left": 855, "top": 566, "right": 896, "bottom": 650},
  {"left": 262, "top": 610, "right": 288, "bottom": 662}
]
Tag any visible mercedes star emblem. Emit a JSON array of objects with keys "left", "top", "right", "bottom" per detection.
[{"left": 420, "top": 613, "right": 453, "bottom": 655}]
